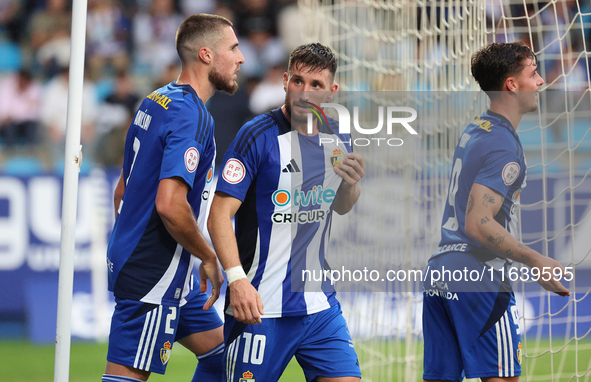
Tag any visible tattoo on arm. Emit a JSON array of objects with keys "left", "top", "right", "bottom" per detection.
[
  {"left": 482, "top": 194, "right": 495, "bottom": 207},
  {"left": 466, "top": 195, "right": 475, "bottom": 215},
  {"left": 486, "top": 234, "right": 505, "bottom": 248},
  {"left": 481, "top": 216, "right": 490, "bottom": 225},
  {"left": 505, "top": 249, "right": 513, "bottom": 258}
]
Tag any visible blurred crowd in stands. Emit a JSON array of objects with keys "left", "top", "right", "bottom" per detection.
[
  {"left": 0, "top": 0, "right": 589, "bottom": 173},
  {"left": 0, "top": 0, "right": 303, "bottom": 172}
]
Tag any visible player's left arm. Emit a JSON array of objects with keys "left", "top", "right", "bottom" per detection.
[
  {"left": 113, "top": 169, "right": 124, "bottom": 218},
  {"left": 333, "top": 152, "right": 365, "bottom": 215},
  {"left": 465, "top": 182, "right": 570, "bottom": 296}
]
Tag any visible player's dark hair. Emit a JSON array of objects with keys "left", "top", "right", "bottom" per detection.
[
  {"left": 176, "top": 14, "right": 233, "bottom": 65},
  {"left": 471, "top": 41, "right": 537, "bottom": 92},
  {"left": 288, "top": 43, "right": 337, "bottom": 77}
]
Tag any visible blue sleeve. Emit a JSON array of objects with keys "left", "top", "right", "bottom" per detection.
[
  {"left": 474, "top": 149, "right": 522, "bottom": 198},
  {"left": 159, "top": 105, "right": 207, "bottom": 190},
  {"left": 215, "top": 126, "right": 263, "bottom": 202}
]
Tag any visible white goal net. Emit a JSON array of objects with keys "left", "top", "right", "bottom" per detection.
[{"left": 299, "top": 0, "right": 591, "bottom": 381}]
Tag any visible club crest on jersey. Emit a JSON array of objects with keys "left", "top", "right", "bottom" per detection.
[
  {"left": 239, "top": 370, "right": 255, "bottom": 382},
  {"left": 160, "top": 341, "right": 172, "bottom": 365},
  {"left": 223, "top": 159, "right": 245, "bottom": 184},
  {"left": 502, "top": 162, "right": 520, "bottom": 185},
  {"left": 185, "top": 147, "right": 199, "bottom": 173},
  {"left": 330, "top": 148, "right": 346, "bottom": 167}
]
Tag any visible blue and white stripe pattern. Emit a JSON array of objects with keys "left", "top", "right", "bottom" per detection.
[
  {"left": 197, "top": 342, "right": 225, "bottom": 360},
  {"left": 225, "top": 335, "right": 243, "bottom": 382},
  {"left": 102, "top": 375, "right": 145, "bottom": 382},
  {"left": 496, "top": 311, "right": 515, "bottom": 377},
  {"left": 132, "top": 305, "right": 163, "bottom": 371}
]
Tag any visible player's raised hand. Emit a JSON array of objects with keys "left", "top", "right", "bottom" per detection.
[
  {"left": 229, "top": 278, "right": 264, "bottom": 325},
  {"left": 334, "top": 152, "right": 365, "bottom": 186},
  {"left": 530, "top": 256, "right": 571, "bottom": 297},
  {"left": 199, "top": 260, "right": 225, "bottom": 310}
]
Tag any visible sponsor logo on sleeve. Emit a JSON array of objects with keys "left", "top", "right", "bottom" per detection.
[
  {"left": 223, "top": 159, "right": 245, "bottom": 184},
  {"left": 185, "top": 147, "right": 199, "bottom": 173},
  {"left": 206, "top": 165, "right": 214, "bottom": 183},
  {"left": 502, "top": 162, "right": 520, "bottom": 185}
]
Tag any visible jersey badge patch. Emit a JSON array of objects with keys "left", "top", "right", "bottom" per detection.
[
  {"left": 239, "top": 370, "right": 255, "bottom": 382},
  {"left": 223, "top": 159, "right": 246, "bottom": 184},
  {"left": 160, "top": 341, "right": 172, "bottom": 365},
  {"left": 502, "top": 162, "right": 520, "bottom": 185},
  {"left": 185, "top": 148, "right": 199, "bottom": 173},
  {"left": 330, "top": 148, "right": 346, "bottom": 167}
]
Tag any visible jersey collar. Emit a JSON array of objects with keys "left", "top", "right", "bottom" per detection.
[
  {"left": 170, "top": 81, "right": 204, "bottom": 106},
  {"left": 270, "top": 107, "right": 294, "bottom": 135},
  {"left": 483, "top": 109, "right": 520, "bottom": 139}
]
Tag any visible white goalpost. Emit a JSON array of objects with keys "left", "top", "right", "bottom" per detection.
[
  {"left": 299, "top": 0, "right": 591, "bottom": 381},
  {"left": 54, "top": 0, "right": 89, "bottom": 381}
]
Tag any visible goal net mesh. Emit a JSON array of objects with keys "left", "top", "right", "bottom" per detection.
[{"left": 298, "top": 0, "right": 591, "bottom": 381}]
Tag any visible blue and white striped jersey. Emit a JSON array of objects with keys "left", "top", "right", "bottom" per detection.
[
  {"left": 216, "top": 107, "right": 351, "bottom": 318},
  {"left": 107, "top": 82, "right": 216, "bottom": 307},
  {"left": 434, "top": 110, "right": 527, "bottom": 260}
]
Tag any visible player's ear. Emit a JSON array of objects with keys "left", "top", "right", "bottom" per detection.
[
  {"left": 327, "top": 83, "right": 338, "bottom": 101},
  {"left": 198, "top": 47, "right": 212, "bottom": 64},
  {"left": 283, "top": 72, "right": 289, "bottom": 92},
  {"left": 505, "top": 76, "right": 518, "bottom": 92}
]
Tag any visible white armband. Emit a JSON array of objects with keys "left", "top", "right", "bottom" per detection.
[{"left": 225, "top": 266, "right": 247, "bottom": 285}]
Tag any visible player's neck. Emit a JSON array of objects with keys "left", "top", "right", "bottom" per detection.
[
  {"left": 281, "top": 105, "right": 319, "bottom": 136},
  {"left": 489, "top": 100, "right": 523, "bottom": 130},
  {"left": 176, "top": 69, "right": 215, "bottom": 104}
]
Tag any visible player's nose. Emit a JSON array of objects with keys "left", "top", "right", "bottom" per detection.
[{"left": 237, "top": 49, "right": 245, "bottom": 65}]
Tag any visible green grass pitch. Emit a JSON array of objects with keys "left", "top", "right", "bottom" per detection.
[{"left": 3, "top": 339, "right": 590, "bottom": 381}]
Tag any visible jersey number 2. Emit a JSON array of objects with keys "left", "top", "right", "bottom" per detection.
[{"left": 442, "top": 158, "right": 462, "bottom": 231}]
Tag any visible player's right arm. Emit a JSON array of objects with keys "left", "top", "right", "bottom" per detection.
[
  {"left": 155, "top": 176, "right": 224, "bottom": 310},
  {"left": 465, "top": 182, "right": 570, "bottom": 296},
  {"left": 113, "top": 169, "right": 125, "bottom": 218},
  {"left": 208, "top": 192, "right": 264, "bottom": 324}
]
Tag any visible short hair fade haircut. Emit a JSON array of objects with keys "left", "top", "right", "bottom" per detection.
[
  {"left": 288, "top": 43, "right": 337, "bottom": 77},
  {"left": 471, "top": 41, "right": 537, "bottom": 92},
  {"left": 175, "top": 14, "right": 233, "bottom": 65}
]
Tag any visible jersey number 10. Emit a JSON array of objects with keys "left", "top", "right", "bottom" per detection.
[{"left": 442, "top": 158, "right": 462, "bottom": 232}]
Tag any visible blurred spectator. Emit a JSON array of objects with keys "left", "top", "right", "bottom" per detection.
[
  {"left": 179, "top": 0, "right": 215, "bottom": 17},
  {"left": 104, "top": 70, "right": 140, "bottom": 115},
  {"left": 27, "top": 0, "right": 70, "bottom": 51},
  {"left": 207, "top": 88, "right": 253, "bottom": 168},
  {"left": 0, "top": 0, "right": 21, "bottom": 42},
  {"left": 35, "top": 21, "right": 70, "bottom": 78},
  {"left": 28, "top": 0, "right": 71, "bottom": 78},
  {"left": 230, "top": 0, "right": 285, "bottom": 78},
  {"left": 154, "top": 62, "right": 180, "bottom": 89},
  {"left": 0, "top": 69, "right": 42, "bottom": 146},
  {"left": 231, "top": 0, "right": 279, "bottom": 37},
  {"left": 132, "top": 0, "right": 183, "bottom": 76},
  {"left": 237, "top": 21, "right": 285, "bottom": 78},
  {"left": 40, "top": 65, "right": 99, "bottom": 159},
  {"left": 277, "top": 0, "right": 304, "bottom": 52},
  {"left": 93, "top": 71, "right": 139, "bottom": 166},
  {"left": 249, "top": 62, "right": 285, "bottom": 114},
  {"left": 86, "top": 0, "right": 131, "bottom": 81}
]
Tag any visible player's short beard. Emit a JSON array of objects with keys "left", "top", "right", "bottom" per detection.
[
  {"left": 209, "top": 67, "right": 238, "bottom": 95},
  {"left": 284, "top": 92, "right": 307, "bottom": 124}
]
